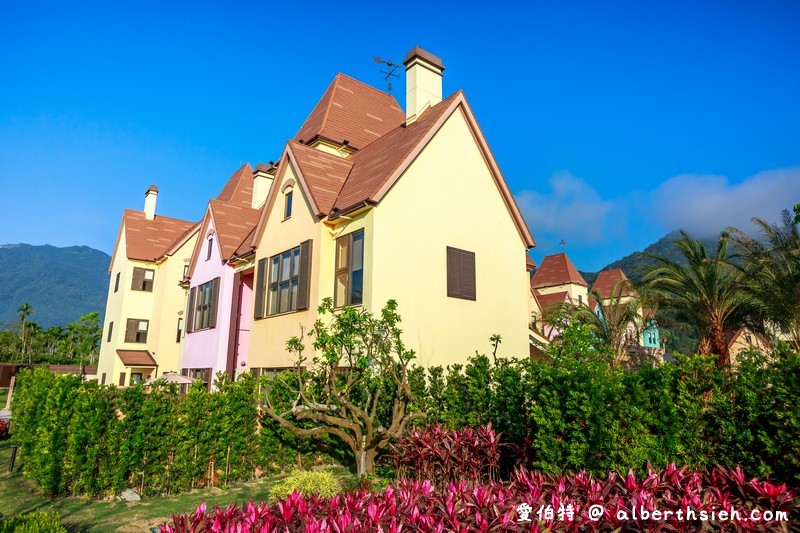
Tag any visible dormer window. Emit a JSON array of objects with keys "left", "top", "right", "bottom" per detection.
[{"left": 284, "top": 191, "right": 293, "bottom": 219}]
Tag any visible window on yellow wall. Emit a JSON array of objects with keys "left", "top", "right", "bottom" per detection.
[
  {"left": 131, "top": 267, "right": 155, "bottom": 291},
  {"left": 335, "top": 230, "right": 364, "bottom": 307},
  {"left": 254, "top": 241, "right": 312, "bottom": 318},
  {"left": 284, "top": 191, "right": 293, "bottom": 219}
]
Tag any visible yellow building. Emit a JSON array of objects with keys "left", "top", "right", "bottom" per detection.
[
  {"left": 242, "top": 47, "right": 535, "bottom": 371},
  {"left": 96, "top": 186, "right": 198, "bottom": 386}
]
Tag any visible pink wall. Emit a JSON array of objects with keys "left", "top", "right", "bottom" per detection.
[
  {"left": 235, "top": 273, "right": 254, "bottom": 368},
  {"left": 182, "top": 225, "right": 235, "bottom": 381}
]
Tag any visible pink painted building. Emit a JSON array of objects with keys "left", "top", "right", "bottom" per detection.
[{"left": 181, "top": 165, "right": 266, "bottom": 388}]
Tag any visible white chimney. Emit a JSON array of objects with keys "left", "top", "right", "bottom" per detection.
[
  {"left": 403, "top": 46, "right": 445, "bottom": 123},
  {"left": 252, "top": 164, "right": 274, "bottom": 209},
  {"left": 144, "top": 184, "right": 158, "bottom": 220}
]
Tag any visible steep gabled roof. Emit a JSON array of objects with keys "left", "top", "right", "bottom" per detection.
[
  {"left": 208, "top": 199, "right": 261, "bottom": 261},
  {"left": 216, "top": 163, "right": 254, "bottom": 208},
  {"left": 534, "top": 289, "right": 572, "bottom": 314},
  {"left": 122, "top": 209, "right": 196, "bottom": 262},
  {"left": 287, "top": 141, "right": 354, "bottom": 216},
  {"left": 531, "top": 253, "right": 588, "bottom": 288},
  {"left": 592, "top": 268, "right": 638, "bottom": 300},
  {"left": 333, "top": 91, "right": 460, "bottom": 213},
  {"left": 294, "top": 73, "right": 405, "bottom": 151}
]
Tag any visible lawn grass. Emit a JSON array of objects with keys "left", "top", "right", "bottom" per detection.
[{"left": 0, "top": 440, "right": 350, "bottom": 532}]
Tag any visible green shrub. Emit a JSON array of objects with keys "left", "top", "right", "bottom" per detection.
[
  {"left": 269, "top": 470, "right": 341, "bottom": 501},
  {"left": 0, "top": 511, "right": 67, "bottom": 533}
]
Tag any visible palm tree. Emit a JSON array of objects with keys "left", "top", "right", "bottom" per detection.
[
  {"left": 642, "top": 231, "right": 750, "bottom": 367},
  {"left": 730, "top": 209, "right": 800, "bottom": 348},
  {"left": 566, "top": 282, "right": 643, "bottom": 366},
  {"left": 17, "top": 302, "right": 32, "bottom": 363}
]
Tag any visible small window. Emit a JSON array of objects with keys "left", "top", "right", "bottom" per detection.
[
  {"left": 176, "top": 317, "right": 184, "bottom": 342},
  {"left": 335, "top": 230, "right": 364, "bottom": 307},
  {"left": 746, "top": 334, "right": 752, "bottom": 344},
  {"left": 125, "top": 318, "right": 149, "bottom": 343},
  {"left": 101, "top": 373, "right": 106, "bottom": 385},
  {"left": 131, "top": 373, "right": 143, "bottom": 385},
  {"left": 183, "top": 264, "right": 189, "bottom": 279},
  {"left": 206, "top": 238, "right": 213, "bottom": 261},
  {"left": 107, "top": 321, "right": 114, "bottom": 342},
  {"left": 185, "top": 368, "right": 212, "bottom": 391},
  {"left": 578, "top": 295, "right": 582, "bottom": 305},
  {"left": 131, "top": 267, "right": 155, "bottom": 292},
  {"left": 114, "top": 272, "right": 120, "bottom": 293},
  {"left": 284, "top": 191, "right": 293, "bottom": 219},
  {"left": 446, "top": 246, "right": 476, "bottom": 301}
]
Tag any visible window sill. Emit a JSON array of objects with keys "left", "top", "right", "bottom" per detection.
[
  {"left": 258, "top": 307, "right": 309, "bottom": 319},
  {"left": 188, "top": 326, "right": 216, "bottom": 333}
]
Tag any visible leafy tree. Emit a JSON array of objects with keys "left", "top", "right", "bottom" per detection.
[
  {"left": 642, "top": 231, "right": 750, "bottom": 366},
  {"left": 261, "top": 299, "right": 424, "bottom": 476},
  {"left": 730, "top": 209, "right": 800, "bottom": 348}
]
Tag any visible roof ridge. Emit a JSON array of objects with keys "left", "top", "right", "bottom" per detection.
[{"left": 317, "top": 73, "right": 341, "bottom": 142}]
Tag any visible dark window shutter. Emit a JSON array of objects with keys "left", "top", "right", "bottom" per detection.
[
  {"left": 131, "top": 268, "right": 143, "bottom": 290},
  {"left": 462, "top": 250, "right": 476, "bottom": 300},
  {"left": 254, "top": 258, "right": 266, "bottom": 319},
  {"left": 114, "top": 272, "right": 120, "bottom": 293},
  {"left": 297, "top": 240, "right": 312, "bottom": 310},
  {"left": 119, "top": 372, "right": 126, "bottom": 386},
  {"left": 447, "top": 247, "right": 462, "bottom": 298},
  {"left": 181, "top": 368, "right": 189, "bottom": 376},
  {"left": 209, "top": 277, "right": 220, "bottom": 328},
  {"left": 124, "top": 319, "right": 137, "bottom": 342},
  {"left": 187, "top": 287, "right": 196, "bottom": 333}
]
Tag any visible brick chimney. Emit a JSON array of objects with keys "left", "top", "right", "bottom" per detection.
[
  {"left": 144, "top": 184, "right": 158, "bottom": 220},
  {"left": 403, "top": 46, "right": 445, "bottom": 123}
]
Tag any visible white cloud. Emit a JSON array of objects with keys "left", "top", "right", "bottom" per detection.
[
  {"left": 515, "top": 172, "right": 621, "bottom": 247},
  {"left": 647, "top": 168, "right": 800, "bottom": 237}
]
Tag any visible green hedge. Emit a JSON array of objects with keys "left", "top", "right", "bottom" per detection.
[
  {"left": 414, "top": 345, "right": 800, "bottom": 484},
  {"left": 10, "top": 370, "right": 336, "bottom": 497},
  {"left": 0, "top": 511, "right": 66, "bottom": 533}
]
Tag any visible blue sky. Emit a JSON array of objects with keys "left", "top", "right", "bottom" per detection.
[{"left": 1, "top": 1, "right": 798, "bottom": 271}]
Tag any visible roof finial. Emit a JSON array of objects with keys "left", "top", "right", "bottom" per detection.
[{"left": 559, "top": 239, "right": 567, "bottom": 251}]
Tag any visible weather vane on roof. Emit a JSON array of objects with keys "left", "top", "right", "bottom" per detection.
[
  {"left": 559, "top": 239, "right": 567, "bottom": 251},
  {"left": 373, "top": 56, "right": 399, "bottom": 94}
]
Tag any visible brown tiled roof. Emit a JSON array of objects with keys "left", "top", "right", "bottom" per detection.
[
  {"left": 534, "top": 290, "right": 571, "bottom": 314},
  {"left": 592, "top": 268, "right": 638, "bottom": 300},
  {"left": 526, "top": 255, "right": 536, "bottom": 271},
  {"left": 216, "top": 163, "right": 254, "bottom": 208},
  {"left": 123, "top": 209, "right": 196, "bottom": 262},
  {"left": 117, "top": 350, "right": 157, "bottom": 367},
  {"left": 287, "top": 141, "right": 354, "bottom": 216},
  {"left": 334, "top": 91, "right": 460, "bottom": 213},
  {"left": 294, "top": 73, "right": 405, "bottom": 151},
  {"left": 531, "top": 253, "right": 588, "bottom": 289},
  {"left": 208, "top": 199, "right": 261, "bottom": 261},
  {"left": 231, "top": 226, "right": 256, "bottom": 259}
]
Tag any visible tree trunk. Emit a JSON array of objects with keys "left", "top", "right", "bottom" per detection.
[
  {"left": 709, "top": 322, "right": 730, "bottom": 367},
  {"left": 354, "top": 445, "right": 377, "bottom": 477}
]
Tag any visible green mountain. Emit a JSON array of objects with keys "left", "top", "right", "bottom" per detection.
[
  {"left": 581, "top": 231, "right": 720, "bottom": 286},
  {"left": 0, "top": 244, "right": 109, "bottom": 329}
]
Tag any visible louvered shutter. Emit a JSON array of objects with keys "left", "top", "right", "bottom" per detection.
[
  {"left": 462, "top": 250, "right": 476, "bottom": 300},
  {"left": 297, "top": 240, "right": 312, "bottom": 310},
  {"left": 131, "top": 268, "right": 144, "bottom": 290},
  {"left": 124, "top": 318, "right": 137, "bottom": 342},
  {"left": 254, "top": 258, "right": 266, "bottom": 319},
  {"left": 119, "top": 372, "right": 126, "bottom": 386},
  {"left": 446, "top": 247, "right": 462, "bottom": 298},
  {"left": 209, "top": 277, "right": 220, "bottom": 328},
  {"left": 186, "top": 287, "right": 196, "bottom": 333}
]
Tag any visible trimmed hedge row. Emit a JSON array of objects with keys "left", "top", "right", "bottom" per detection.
[
  {"left": 412, "top": 347, "right": 800, "bottom": 484},
  {"left": 10, "top": 369, "right": 334, "bottom": 497}
]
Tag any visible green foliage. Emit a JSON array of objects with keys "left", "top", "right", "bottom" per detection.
[
  {"left": 269, "top": 470, "right": 341, "bottom": 501},
  {"left": 10, "top": 369, "right": 328, "bottom": 498},
  {"left": 412, "top": 340, "right": 800, "bottom": 484},
  {"left": 0, "top": 511, "right": 67, "bottom": 533}
]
